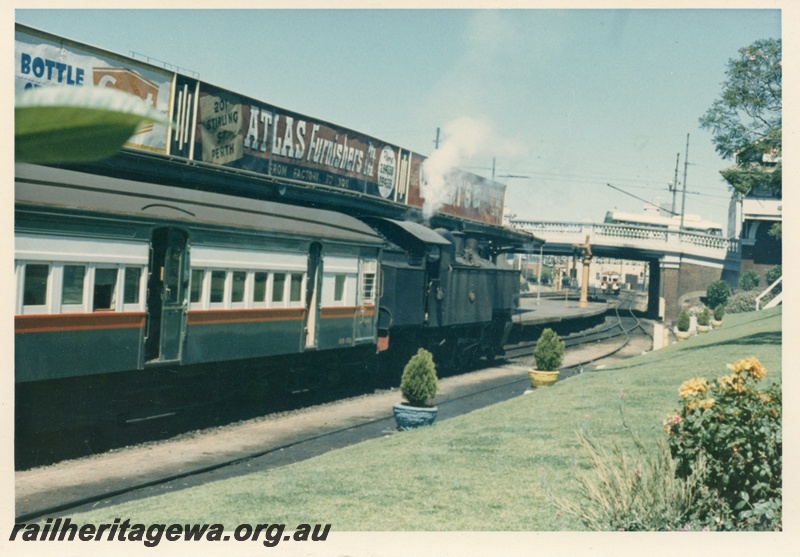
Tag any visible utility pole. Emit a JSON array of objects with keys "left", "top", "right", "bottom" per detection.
[
  {"left": 680, "top": 133, "right": 689, "bottom": 231},
  {"left": 434, "top": 127, "right": 440, "bottom": 149},
  {"left": 492, "top": 157, "right": 496, "bottom": 180},
  {"left": 536, "top": 243, "right": 543, "bottom": 304},
  {"left": 573, "top": 235, "right": 592, "bottom": 309},
  {"left": 671, "top": 152, "right": 680, "bottom": 215}
]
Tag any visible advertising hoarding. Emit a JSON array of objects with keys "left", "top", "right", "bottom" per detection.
[
  {"left": 15, "top": 24, "right": 505, "bottom": 227},
  {"left": 15, "top": 26, "right": 174, "bottom": 154},
  {"left": 192, "top": 84, "right": 410, "bottom": 204}
]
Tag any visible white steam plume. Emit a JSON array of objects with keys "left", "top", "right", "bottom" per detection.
[{"left": 420, "top": 116, "right": 526, "bottom": 220}]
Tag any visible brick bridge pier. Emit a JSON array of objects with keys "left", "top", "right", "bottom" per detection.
[{"left": 511, "top": 220, "right": 741, "bottom": 324}]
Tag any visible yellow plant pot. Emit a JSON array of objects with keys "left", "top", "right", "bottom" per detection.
[
  {"left": 528, "top": 369, "right": 559, "bottom": 388},
  {"left": 675, "top": 330, "right": 691, "bottom": 341}
]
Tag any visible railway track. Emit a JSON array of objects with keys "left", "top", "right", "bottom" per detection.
[
  {"left": 505, "top": 292, "right": 651, "bottom": 364},
  {"left": 17, "top": 294, "right": 654, "bottom": 522}
]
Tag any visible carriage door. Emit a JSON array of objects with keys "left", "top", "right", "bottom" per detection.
[
  {"left": 145, "top": 228, "right": 189, "bottom": 363},
  {"left": 304, "top": 242, "right": 322, "bottom": 349},
  {"left": 355, "top": 259, "right": 378, "bottom": 342}
]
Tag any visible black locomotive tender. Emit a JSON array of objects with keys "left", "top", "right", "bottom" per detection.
[{"left": 14, "top": 24, "right": 540, "bottom": 462}]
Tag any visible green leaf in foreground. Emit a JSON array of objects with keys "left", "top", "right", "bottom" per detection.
[{"left": 15, "top": 86, "right": 169, "bottom": 164}]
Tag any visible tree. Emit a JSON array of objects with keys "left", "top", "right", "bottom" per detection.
[
  {"left": 699, "top": 39, "right": 781, "bottom": 201},
  {"left": 738, "top": 269, "right": 760, "bottom": 291},
  {"left": 706, "top": 280, "right": 732, "bottom": 309}
]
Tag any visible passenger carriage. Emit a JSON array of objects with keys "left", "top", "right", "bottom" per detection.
[
  {"left": 13, "top": 22, "right": 538, "bottom": 466},
  {"left": 15, "top": 163, "right": 383, "bottom": 439}
]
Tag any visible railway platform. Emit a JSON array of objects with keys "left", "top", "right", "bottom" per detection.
[
  {"left": 514, "top": 294, "right": 609, "bottom": 326},
  {"left": 508, "top": 293, "right": 615, "bottom": 343}
]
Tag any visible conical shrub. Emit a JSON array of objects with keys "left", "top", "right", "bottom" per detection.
[{"left": 400, "top": 348, "right": 438, "bottom": 407}]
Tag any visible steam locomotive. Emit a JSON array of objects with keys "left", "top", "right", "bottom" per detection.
[
  {"left": 14, "top": 23, "right": 537, "bottom": 463},
  {"left": 14, "top": 162, "right": 524, "bottom": 453}
]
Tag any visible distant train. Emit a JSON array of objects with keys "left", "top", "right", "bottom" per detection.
[
  {"left": 600, "top": 272, "right": 621, "bottom": 296},
  {"left": 604, "top": 210, "right": 724, "bottom": 236},
  {"left": 15, "top": 163, "right": 521, "bottom": 452}
]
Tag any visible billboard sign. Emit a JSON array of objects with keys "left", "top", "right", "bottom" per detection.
[
  {"left": 192, "top": 84, "right": 409, "bottom": 203},
  {"left": 15, "top": 26, "right": 173, "bottom": 154},
  {"left": 14, "top": 24, "right": 505, "bottom": 227}
]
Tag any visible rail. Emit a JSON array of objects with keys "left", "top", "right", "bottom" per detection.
[
  {"left": 505, "top": 292, "right": 650, "bottom": 362},
  {"left": 756, "top": 276, "right": 783, "bottom": 310},
  {"left": 510, "top": 219, "right": 739, "bottom": 256}
]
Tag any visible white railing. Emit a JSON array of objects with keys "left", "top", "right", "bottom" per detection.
[
  {"left": 510, "top": 220, "right": 739, "bottom": 261},
  {"left": 756, "top": 276, "right": 782, "bottom": 310}
]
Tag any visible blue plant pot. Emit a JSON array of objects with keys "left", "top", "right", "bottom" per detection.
[{"left": 393, "top": 403, "right": 438, "bottom": 430}]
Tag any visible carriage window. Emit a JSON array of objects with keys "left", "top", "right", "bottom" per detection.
[
  {"left": 253, "top": 272, "right": 267, "bottom": 303},
  {"left": 210, "top": 270, "right": 226, "bottom": 303},
  {"left": 290, "top": 273, "right": 303, "bottom": 302},
  {"left": 124, "top": 267, "right": 142, "bottom": 304},
  {"left": 62, "top": 265, "right": 86, "bottom": 305},
  {"left": 334, "top": 274, "right": 346, "bottom": 302},
  {"left": 361, "top": 272, "right": 376, "bottom": 304},
  {"left": 93, "top": 268, "right": 118, "bottom": 311},
  {"left": 272, "top": 273, "right": 286, "bottom": 303},
  {"left": 23, "top": 264, "right": 49, "bottom": 306},
  {"left": 190, "top": 269, "right": 204, "bottom": 303},
  {"left": 231, "top": 271, "right": 246, "bottom": 303}
]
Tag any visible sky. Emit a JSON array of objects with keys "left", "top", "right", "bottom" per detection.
[{"left": 13, "top": 7, "right": 783, "bottom": 230}]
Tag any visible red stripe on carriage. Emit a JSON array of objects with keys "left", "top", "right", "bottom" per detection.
[
  {"left": 15, "top": 312, "right": 146, "bottom": 333},
  {"left": 187, "top": 307, "right": 306, "bottom": 325},
  {"left": 320, "top": 305, "right": 375, "bottom": 319}
]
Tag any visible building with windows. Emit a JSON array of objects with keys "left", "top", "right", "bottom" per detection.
[{"left": 726, "top": 149, "right": 782, "bottom": 285}]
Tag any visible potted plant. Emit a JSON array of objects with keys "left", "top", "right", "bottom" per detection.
[
  {"left": 529, "top": 328, "right": 565, "bottom": 387},
  {"left": 696, "top": 307, "right": 711, "bottom": 334},
  {"left": 393, "top": 348, "right": 439, "bottom": 430},
  {"left": 711, "top": 304, "right": 724, "bottom": 328},
  {"left": 675, "top": 310, "right": 691, "bottom": 341}
]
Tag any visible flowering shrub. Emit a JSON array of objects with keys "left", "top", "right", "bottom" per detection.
[
  {"left": 664, "top": 357, "right": 782, "bottom": 530},
  {"left": 725, "top": 290, "right": 770, "bottom": 313}
]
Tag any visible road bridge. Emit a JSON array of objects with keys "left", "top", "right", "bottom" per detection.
[{"left": 510, "top": 220, "right": 741, "bottom": 322}]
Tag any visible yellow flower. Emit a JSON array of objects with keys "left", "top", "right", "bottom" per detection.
[
  {"left": 718, "top": 374, "right": 746, "bottom": 394},
  {"left": 758, "top": 393, "right": 772, "bottom": 404},
  {"left": 679, "top": 377, "right": 708, "bottom": 399},
  {"left": 726, "top": 357, "right": 767, "bottom": 380},
  {"left": 699, "top": 398, "right": 715, "bottom": 410},
  {"left": 686, "top": 398, "right": 714, "bottom": 411}
]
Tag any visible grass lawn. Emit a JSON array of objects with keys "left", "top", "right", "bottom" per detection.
[{"left": 68, "top": 307, "right": 782, "bottom": 530}]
